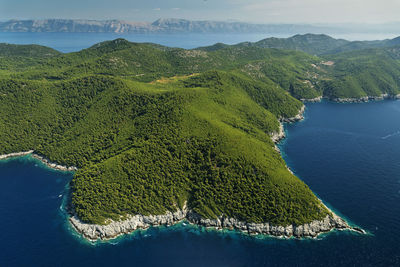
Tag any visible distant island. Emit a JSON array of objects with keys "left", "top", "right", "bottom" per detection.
[
  {"left": 1, "top": 18, "right": 398, "bottom": 35},
  {"left": 0, "top": 18, "right": 337, "bottom": 34},
  {"left": 2, "top": 33, "right": 397, "bottom": 241}
]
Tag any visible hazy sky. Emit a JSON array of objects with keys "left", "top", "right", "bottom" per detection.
[{"left": 1, "top": 0, "right": 399, "bottom": 24}]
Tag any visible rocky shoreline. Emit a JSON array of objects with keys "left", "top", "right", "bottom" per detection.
[
  {"left": 270, "top": 92, "right": 400, "bottom": 144},
  {"left": 69, "top": 200, "right": 365, "bottom": 242},
  {"left": 301, "top": 96, "right": 323, "bottom": 103},
  {"left": 301, "top": 93, "right": 400, "bottom": 104},
  {"left": 0, "top": 150, "right": 34, "bottom": 160},
  {"left": 281, "top": 105, "right": 305, "bottom": 123},
  {"left": 31, "top": 154, "right": 78, "bottom": 172},
  {"left": 332, "top": 93, "right": 400, "bottom": 103},
  {"left": 270, "top": 123, "right": 285, "bottom": 143},
  {"left": 271, "top": 105, "right": 305, "bottom": 143},
  {"left": 0, "top": 150, "right": 77, "bottom": 172}
]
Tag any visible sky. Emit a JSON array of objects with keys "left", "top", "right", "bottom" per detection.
[{"left": 1, "top": 0, "right": 400, "bottom": 24}]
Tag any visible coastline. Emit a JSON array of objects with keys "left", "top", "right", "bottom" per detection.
[
  {"left": 332, "top": 93, "right": 400, "bottom": 103},
  {"left": 301, "top": 93, "right": 400, "bottom": 104},
  {"left": 271, "top": 104, "right": 305, "bottom": 144},
  {"left": 0, "top": 150, "right": 34, "bottom": 160},
  {"left": 69, "top": 200, "right": 365, "bottom": 242},
  {"left": 0, "top": 150, "right": 77, "bottom": 172},
  {"left": 301, "top": 96, "right": 323, "bottom": 103}
]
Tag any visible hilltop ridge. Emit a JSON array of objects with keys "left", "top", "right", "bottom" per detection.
[{"left": 237, "top": 33, "right": 400, "bottom": 55}]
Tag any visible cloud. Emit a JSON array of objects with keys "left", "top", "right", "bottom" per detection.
[
  {"left": 153, "top": 8, "right": 161, "bottom": 11},
  {"left": 172, "top": 8, "right": 180, "bottom": 10}
]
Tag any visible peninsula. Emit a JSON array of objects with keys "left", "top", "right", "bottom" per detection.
[{"left": 2, "top": 34, "right": 397, "bottom": 240}]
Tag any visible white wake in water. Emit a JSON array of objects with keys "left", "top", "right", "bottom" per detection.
[{"left": 381, "top": 130, "right": 400, "bottom": 140}]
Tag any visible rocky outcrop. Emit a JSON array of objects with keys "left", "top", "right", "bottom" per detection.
[
  {"left": 332, "top": 93, "right": 400, "bottom": 103},
  {"left": 281, "top": 105, "right": 305, "bottom": 123},
  {"left": 70, "top": 206, "right": 188, "bottom": 241},
  {"left": 301, "top": 96, "right": 323, "bottom": 103},
  {"left": 31, "top": 154, "right": 77, "bottom": 172},
  {"left": 270, "top": 105, "right": 305, "bottom": 144},
  {"left": 69, "top": 201, "right": 365, "bottom": 242},
  {"left": 270, "top": 123, "right": 285, "bottom": 143},
  {"left": 0, "top": 150, "right": 77, "bottom": 172},
  {"left": 0, "top": 150, "right": 34, "bottom": 160},
  {"left": 299, "top": 93, "right": 400, "bottom": 104},
  {"left": 333, "top": 96, "right": 370, "bottom": 103},
  {"left": 187, "top": 211, "right": 351, "bottom": 238}
]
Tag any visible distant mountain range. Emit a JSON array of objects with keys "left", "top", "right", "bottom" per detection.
[{"left": 0, "top": 18, "right": 343, "bottom": 34}]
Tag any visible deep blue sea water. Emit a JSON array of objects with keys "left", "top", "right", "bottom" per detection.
[{"left": 2, "top": 100, "right": 400, "bottom": 266}]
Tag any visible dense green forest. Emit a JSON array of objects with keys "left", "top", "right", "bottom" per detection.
[
  {"left": 1, "top": 35, "right": 399, "bottom": 225},
  {"left": 242, "top": 33, "right": 400, "bottom": 56}
]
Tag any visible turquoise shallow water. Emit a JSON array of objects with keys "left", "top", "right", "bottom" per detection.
[{"left": 1, "top": 100, "right": 400, "bottom": 266}]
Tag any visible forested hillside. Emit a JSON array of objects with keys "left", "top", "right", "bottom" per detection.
[
  {"left": 1, "top": 36, "right": 399, "bottom": 225},
  {"left": 241, "top": 33, "right": 400, "bottom": 55}
]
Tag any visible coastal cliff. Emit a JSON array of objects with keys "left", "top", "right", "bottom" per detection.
[
  {"left": 271, "top": 105, "right": 305, "bottom": 143},
  {"left": 281, "top": 105, "right": 305, "bottom": 123},
  {"left": 69, "top": 201, "right": 363, "bottom": 242}
]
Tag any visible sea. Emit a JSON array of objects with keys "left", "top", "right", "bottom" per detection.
[{"left": 1, "top": 33, "right": 400, "bottom": 266}]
